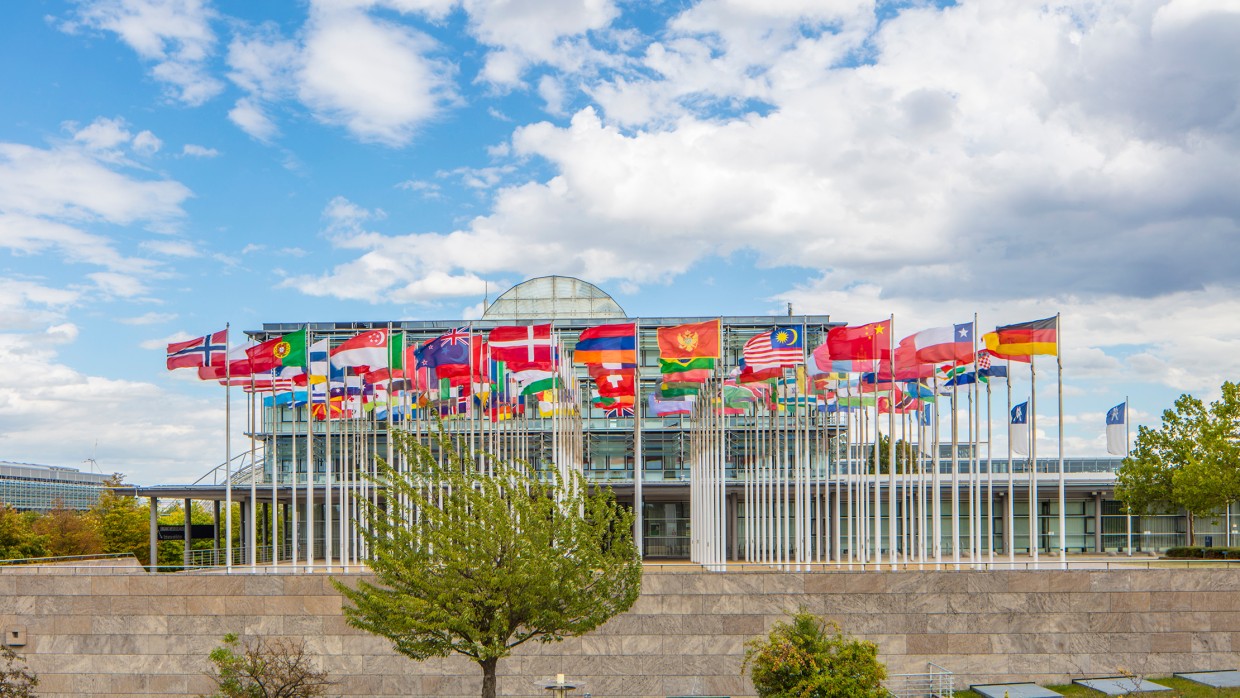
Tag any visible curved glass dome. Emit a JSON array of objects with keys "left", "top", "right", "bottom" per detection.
[{"left": 482, "top": 276, "right": 626, "bottom": 321}]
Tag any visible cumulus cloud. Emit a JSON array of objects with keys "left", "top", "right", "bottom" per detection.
[
  {"left": 0, "top": 325, "right": 234, "bottom": 484},
  {"left": 67, "top": 0, "right": 223, "bottom": 105},
  {"left": 181, "top": 143, "right": 219, "bottom": 157}
]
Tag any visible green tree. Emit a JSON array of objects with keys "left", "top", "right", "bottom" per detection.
[
  {"left": 201, "top": 633, "right": 332, "bottom": 698},
  {"left": 30, "top": 501, "right": 102, "bottom": 558},
  {"left": 88, "top": 476, "right": 151, "bottom": 564},
  {"left": 0, "top": 507, "right": 47, "bottom": 561},
  {"left": 1116, "top": 383, "right": 1240, "bottom": 545},
  {"left": 743, "top": 610, "right": 887, "bottom": 698},
  {"left": 0, "top": 646, "right": 38, "bottom": 697},
  {"left": 334, "top": 429, "right": 642, "bottom": 698}
]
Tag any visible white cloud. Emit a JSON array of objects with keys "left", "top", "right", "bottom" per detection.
[
  {"left": 181, "top": 143, "right": 219, "bottom": 157},
  {"left": 68, "top": 0, "right": 222, "bottom": 105},
  {"left": 296, "top": 7, "right": 455, "bottom": 145},
  {"left": 72, "top": 116, "right": 133, "bottom": 151},
  {"left": 464, "top": 0, "right": 620, "bottom": 87},
  {"left": 120, "top": 311, "right": 177, "bottom": 325},
  {"left": 0, "top": 325, "right": 233, "bottom": 484},
  {"left": 139, "top": 239, "right": 199, "bottom": 257},
  {"left": 87, "top": 271, "right": 148, "bottom": 298},
  {"left": 131, "top": 130, "right": 163, "bottom": 155},
  {"left": 228, "top": 98, "right": 279, "bottom": 141}
]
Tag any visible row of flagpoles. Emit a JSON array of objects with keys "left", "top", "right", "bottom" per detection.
[{"left": 165, "top": 313, "right": 1131, "bottom": 571}]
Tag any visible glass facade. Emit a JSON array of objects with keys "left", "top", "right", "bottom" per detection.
[{"left": 0, "top": 461, "right": 111, "bottom": 512}]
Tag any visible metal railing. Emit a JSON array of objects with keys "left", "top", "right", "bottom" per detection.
[{"left": 886, "top": 662, "right": 954, "bottom": 697}]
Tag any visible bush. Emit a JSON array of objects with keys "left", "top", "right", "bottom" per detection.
[
  {"left": 0, "top": 646, "right": 38, "bottom": 698},
  {"left": 743, "top": 610, "right": 887, "bottom": 698},
  {"left": 1163, "top": 546, "right": 1240, "bottom": 559},
  {"left": 201, "top": 633, "right": 332, "bottom": 698}
]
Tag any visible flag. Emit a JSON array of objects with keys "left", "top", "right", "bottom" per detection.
[
  {"left": 657, "top": 320, "right": 721, "bottom": 360},
  {"left": 919, "top": 404, "right": 934, "bottom": 444},
  {"left": 488, "top": 324, "right": 553, "bottom": 366},
  {"left": 742, "top": 326, "right": 804, "bottom": 368},
  {"left": 588, "top": 364, "right": 636, "bottom": 397},
  {"left": 574, "top": 323, "right": 637, "bottom": 365},
  {"left": 1106, "top": 402, "right": 1127, "bottom": 456},
  {"left": 197, "top": 344, "right": 274, "bottom": 380},
  {"left": 166, "top": 329, "right": 228, "bottom": 370},
  {"left": 648, "top": 392, "right": 696, "bottom": 416},
  {"left": 911, "top": 323, "right": 974, "bottom": 364},
  {"left": 825, "top": 320, "right": 892, "bottom": 361},
  {"left": 808, "top": 344, "right": 874, "bottom": 375},
  {"left": 1010, "top": 400, "right": 1030, "bottom": 456},
  {"left": 659, "top": 357, "right": 715, "bottom": 373},
  {"left": 415, "top": 327, "right": 472, "bottom": 373},
  {"left": 330, "top": 329, "right": 388, "bottom": 372},
  {"left": 983, "top": 316, "right": 1057, "bottom": 361},
  {"left": 246, "top": 327, "right": 308, "bottom": 368}
]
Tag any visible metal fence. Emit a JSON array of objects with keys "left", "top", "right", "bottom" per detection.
[{"left": 886, "top": 662, "right": 954, "bottom": 697}]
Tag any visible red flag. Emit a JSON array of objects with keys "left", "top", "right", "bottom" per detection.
[{"left": 825, "top": 320, "right": 892, "bottom": 361}]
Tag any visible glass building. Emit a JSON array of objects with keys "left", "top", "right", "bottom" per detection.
[
  {"left": 0, "top": 461, "right": 111, "bottom": 512},
  {"left": 131, "top": 277, "right": 1226, "bottom": 565}
]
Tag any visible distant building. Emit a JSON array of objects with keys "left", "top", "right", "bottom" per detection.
[{"left": 0, "top": 461, "right": 112, "bottom": 511}]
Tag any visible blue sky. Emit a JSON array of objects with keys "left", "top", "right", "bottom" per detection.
[{"left": 2, "top": 0, "right": 1238, "bottom": 484}]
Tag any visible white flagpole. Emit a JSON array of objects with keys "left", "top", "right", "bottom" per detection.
[
  {"left": 305, "top": 329, "right": 315, "bottom": 572},
  {"left": 1056, "top": 313, "right": 1066, "bottom": 568},
  {"left": 1006, "top": 368, "right": 1015, "bottom": 566},
  {"left": 1030, "top": 358, "right": 1039, "bottom": 566},
  {"left": 633, "top": 319, "right": 643, "bottom": 557},
  {"left": 249, "top": 373, "right": 257, "bottom": 572},
  {"left": 225, "top": 322, "right": 233, "bottom": 573},
  {"left": 1125, "top": 395, "right": 1132, "bottom": 557},
  {"left": 888, "top": 315, "right": 897, "bottom": 570},
  {"left": 951, "top": 377, "right": 959, "bottom": 568}
]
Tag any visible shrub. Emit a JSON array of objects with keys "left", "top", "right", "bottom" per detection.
[{"left": 743, "top": 610, "right": 887, "bottom": 698}]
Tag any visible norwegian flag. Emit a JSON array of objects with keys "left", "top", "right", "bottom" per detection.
[{"left": 166, "top": 329, "right": 228, "bottom": 370}]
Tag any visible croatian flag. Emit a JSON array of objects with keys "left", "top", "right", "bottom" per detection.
[
  {"left": 1010, "top": 400, "right": 1030, "bottom": 456},
  {"left": 166, "top": 329, "right": 228, "bottom": 370},
  {"left": 1106, "top": 402, "right": 1127, "bottom": 456}
]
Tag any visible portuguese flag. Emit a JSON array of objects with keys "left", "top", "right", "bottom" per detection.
[{"left": 247, "top": 327, "right": 308, "bottom": 368}]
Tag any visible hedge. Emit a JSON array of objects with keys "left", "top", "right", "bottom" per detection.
[{"left": 1163, "top": 546, "right": 1240, "bottom": 559}]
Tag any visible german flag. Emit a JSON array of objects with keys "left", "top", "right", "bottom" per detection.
[{"left": 982, "top": 316, "right": 1057, "bottom": 361}]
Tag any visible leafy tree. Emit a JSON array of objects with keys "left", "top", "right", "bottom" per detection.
[
  {"left": 0, "top": 507, "right": 47, "bottom": 561},
  {"left": 743, "top": 610, "right": 887, "bottom": 698},
  {"left": 201, "top": 633, "right": 332, "bottom": 698},
  {"left": 88, "top": 476, "right": 150, "bottom": 564},
  {"left": 334, "top": 428, "right": 642, "bottom": 698},
  {"left": 30, "top": 501, "right": 102, "bottom": 558},
  {"left": 1116, "top": 383, "right": 1240, "bottom": 545},
  {"left": 0, "top": 646, "right": 38, "bottom": 697}
]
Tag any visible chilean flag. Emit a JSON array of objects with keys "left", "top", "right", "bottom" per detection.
[{"left": 911, "top": 322, "right": 975, "bottom": 364}]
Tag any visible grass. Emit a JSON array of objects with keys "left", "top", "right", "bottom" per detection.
[{"left": 954, "top": 675, "right": 1240, "bottom": 697}]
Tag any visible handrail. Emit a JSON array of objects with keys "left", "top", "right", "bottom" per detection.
[{"left": 0, "top": 552, "right": 137, "bottom": 566}]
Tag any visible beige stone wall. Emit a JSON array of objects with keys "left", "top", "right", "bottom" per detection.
[{"left": 2, "top": 566, "right": 1239, "bottom": 697}]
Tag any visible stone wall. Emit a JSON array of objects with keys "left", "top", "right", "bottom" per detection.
[{"left": 2, "top": 566, "right": 1239, "bottom": 697}]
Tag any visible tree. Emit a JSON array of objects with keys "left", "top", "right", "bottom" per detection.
[
  {"left": 0, "top": 507, "right": 47, "bottom": 561},
  {"left": 1116, "top": 383, "right": 1240, "bottom": 545},
  {"left": 88, "top": 476, "right": 150, "bottom": 564},
  {"left": 30, "top": 501, "right": 102, "bottom": 558},
  {"left": 201, "top": 633, "right": 332, "bottom": 698},
  {"left": 0, "top": 646, "right": 38, "bottom": 697},
  {"left": 334, "top": 428, "right": 642, "bottom": 698},
  {"left": 743, "top": 610, "right": 887, "bottom": 698}
]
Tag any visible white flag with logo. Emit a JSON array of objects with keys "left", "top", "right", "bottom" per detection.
[
  {"left": 1106, "top": 402, "right": 1127, "bottom": 456},
  {"left": 1010, "top": 401, "right": 1030, "bottom": 456}
]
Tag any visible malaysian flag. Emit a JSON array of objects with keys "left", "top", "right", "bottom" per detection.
[
  {"left": 166, "top": 329, "right": 228, "bottom": 370},
  {"left": 742, "top": 326, "right": 804, "bottom": 369}
]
